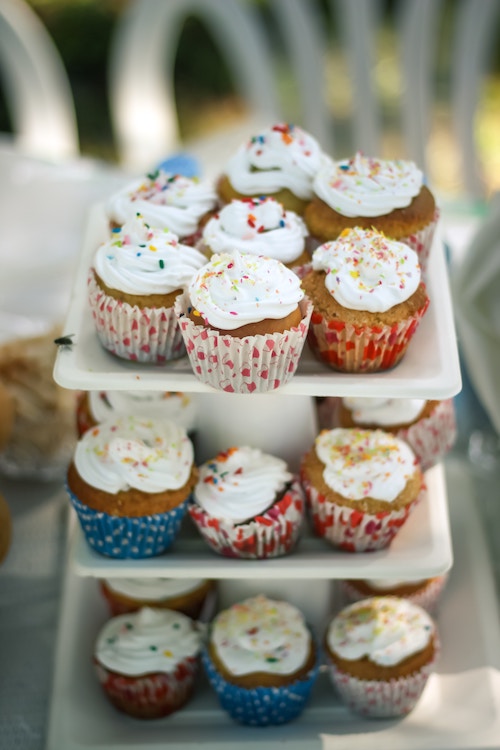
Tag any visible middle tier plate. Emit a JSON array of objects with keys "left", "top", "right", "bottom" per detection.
[{"left": 70, "top": 463, "right": 452, "bottom": 580}]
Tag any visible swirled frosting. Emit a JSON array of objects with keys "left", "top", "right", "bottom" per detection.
[
  {"left": 202, "top": 197, "right": 308, "bottom": 264},
  {"left": 312, "top": 227, "right": 421, "bottom": 312},
  {"left": 194, "top": 446, "right": 292, "bottom": 523},
  {"left": 74, "top": 417, "right": 194, "bottom": 494},
  {"left": 188, "top": 250, "right": 304, "bottom": 330},
  {"left": 326, "top": 597, "right": 434, "bottom": 666},
  {"left": 106, "top": 170, "right": 217, "bottom": 237},
  {"left": 315, "top": 428, "right": 417, "bottom": 502},
  {"left": 103, "top": 577, "right": 207, "bottom": 600},
  {"left": 343, "top": 397, "right": 426, "bottom": 426},
  {"left": 93, "top": 215, "right": 207, "bottom": 296},
  {"left": 88, "top": 391, "right": 197, "bottom": 432},
  {"left": 211, "top": 595, "right": 311, "bottom": 676},
  {"left": 313, "top": 152, "right": 424, "bottom": 217},
  {"left": 95, "top": 607, "right": 201, "bottom": 676},
  {"left": 224, "top": 123, "right": 323, "bottom": 200}
]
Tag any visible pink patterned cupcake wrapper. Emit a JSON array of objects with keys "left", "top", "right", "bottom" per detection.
[
  {"left": 88, "top": 271, "right": 186, "bottom": 363},
  {"left": 188, "top": 479, "right": 305, "bottom": 559},
  {"left": 307, "top": 295, "right": 429, "bottom": 373},
  {"left": 174, "top": 293, "right": 312, "bottom": 393},
  {"left": 95, "top": 655, "right": 198, "bottom": 718},
  {"left": 301, "top": 475, "right": 425, "bottom": 552},
  {"left": 328, "top": 643, "right": 439, "bottom": 718},
  {"left": 339, "top": 573, "right": 449, "bottom": 614},
  {"left": 397, "top": 399, "right": 457, "bottom": 472},
  {"left": 399, "top": 208, "right": 440, "bottom": 277}
]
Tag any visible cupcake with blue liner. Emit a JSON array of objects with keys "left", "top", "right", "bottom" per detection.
[
  {"left": 202, "top": 595, "right": 320, "bottom": 726},
  {"left": 66, "top": 416, "right": 197, "bottom": 558}
]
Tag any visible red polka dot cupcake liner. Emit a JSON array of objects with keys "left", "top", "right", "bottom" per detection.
[
  {"left": 327, "top": 643, "right": 439, "bottom": 718},
  {"left": 306, "top": 296, "right": 429, "bottom": 373},
  {"left": 339, "top": 573, "right": 449, "bottom": 614},
  {"left": 174, "top": 293, "right": 312, "bottom": 393},
  {"left": 301, "top": 475, "right": 426, "bottom": 552},
  {"left": 396, "top": 399, "right": 457, "bottom": 472},
  {"left": 88, "top": 271, "right": 186, "bottom": 363},
  {"left": 188, "top": 479, "right": 305, "bottom": 559},
  {"left": 94, "top": 654, "right": 198, "bottom": 719}
]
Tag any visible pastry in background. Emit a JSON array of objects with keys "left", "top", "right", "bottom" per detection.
[
  {"left": 304, "top": 152, "right": 438, "bottom": 272},
  {"left": 217, "top": 123, "right": 324, "bottom": 215},
  {"left": 0, "top": 491, "right": 12, "bottom": 564},
  {"left": 202, "top": 595, "right": 320, "bottom": 725},
  {"left": 99, "top": 577, "right": 215, "bottom": 619},
  {"left": 301, "top": 427, "right": 425, "bottom": 552},
  {"left": 301, "top": 227, "right": 429, "bottom": 372},
  {"left": 94, "top": 607, "right": 202, "bottom": 718},
  {"left": 325, "top": 596, "right": 439, "bottom": 717}
]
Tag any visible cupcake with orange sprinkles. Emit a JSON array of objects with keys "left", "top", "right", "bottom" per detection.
[
  {"left": 300, "top": 427, "right": 425, "bottom": 552},
  {"left": 301, "top": 226, "right": 429, "bottom": 372}
]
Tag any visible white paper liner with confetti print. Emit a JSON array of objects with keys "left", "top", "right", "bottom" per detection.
[
  {"left": 398, "top": 208, "right": 440, "bottom": 277},
  {"left": 396, "top": 399, "right": 457, "bottom": 472},
  {"left": 327, "top": 640, "right": 439, "bottom": 718},
  {"left": 174, "top": 293, "right": 312, "bottom": 393},
  {"left": 339, "top": 573, "right": 449, "bottom": 614},
  {"left": 94, "top": 654, "right": 199, "bottom": 719},
  {"left": 88, "top": 271, "right": 186, "bottom": 363},
  {"left": 301, "top": 475, "right": 426, "bottom": 553},
  {"left": 188, "top": 479, "right": 305, "bottom": 559}
]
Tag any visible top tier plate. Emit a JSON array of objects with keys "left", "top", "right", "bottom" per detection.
[{"left": 54, "top": 205, "right": 462, "bottom": 398}]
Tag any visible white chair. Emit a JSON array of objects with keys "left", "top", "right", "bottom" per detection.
[{"left": 0, "top": 0, "right": 79, "bottom": 159}]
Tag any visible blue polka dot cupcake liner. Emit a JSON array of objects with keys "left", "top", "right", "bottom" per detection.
[
  {"left": 67, "top": 487, "right": 188, "bottom": 559},
  {"left": 201, "top": 638, "right": 321, "bottom": 726}
]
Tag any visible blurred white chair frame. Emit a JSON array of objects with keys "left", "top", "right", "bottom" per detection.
[
  {"left": 110, "top": 0, "right": 499, "bottom": 198},
  {"left": 0, "top": 0, "right": 78, "bottom": 159}
]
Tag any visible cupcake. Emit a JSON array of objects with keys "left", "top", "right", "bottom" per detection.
[
  {"left": 301, "top": 227, "right": 429, "bottom": 372},
  {"left": 217, "top": 123, "right": 324, "bottom": 215},
  {"left": 94, "top": 606, "right": 202, "bottom": 718},
  {"left": 188, "top": 446, "right": 304, "bottom": 558},
  {"left": 300, "top": 427, "right": 425, "bottom": 552},
  {"left": 325, "top": 597, "right": 439, "bottom": 717},
  {"left": 76, "top": 390, "right": 198, "bottom": 438},
  {"left": 202, "top": 595, "right": 320, "bottom": 725},
  {"left": 337, "top": 397, "right": 457, "bottom": 471},
  {"left": 304, "top": 152, "right": 438, "bottom": 271},
  {"left": 99, "top": 578, "right": 215, "bottom": 619},
  {"left": 175, "top": 251, "right": 312, "bottom": 393},
  {"left": 105, "top": 170, "right": 217, "bottom": 245},
  {"left": 88, "top": 214, "right": 208, "bottom": 362},
  {"left": 200, "top": 197, "right": 310, "bottom": 269},
  {"left": 339, "top": 575, "right": 449, "bottom": 614},
  {"left": 66, "top": 417, "right": 197, "bottom": 559}
]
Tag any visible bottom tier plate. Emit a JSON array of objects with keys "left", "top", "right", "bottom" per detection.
[{"left": 47, "top": 458, "right": 500, "bottom": 750}]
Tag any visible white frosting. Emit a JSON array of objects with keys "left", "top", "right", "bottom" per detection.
[
  {"left": 106, "top": 170, "right": 217, "bottom": 237},
  {"left": 211, "top": 595, "right": 311, "bottom": 676},
  {"left": 312, "top": 227, "right": 421, "bottom": 313},
  {"left": 93, "top": 215, "right": 207, "bottom": 296},
  {"left": 194, "top": 447, "right": 292, "bottom": 523},
  {"left": 365, "top": 579, "right": 426, "bottom": 590},
  {"left": 74, "top": 417, "right": 194, "bottom": 494},
  {"left": 224, "top": 123, "right": 322, "bottom": 200},
  {"left": 188, "top": 251, "right": 304, "bottom": 331},
  {"left": 313, "top": 152, "right": 424, "bottom": 217},
  {"left": 88, "top": 391, "right": 198, "bottom": 432},
  {"left": 327, "top": 597, "right": 434, "bottom": 667},
  {"left": 103, "top": 577, "right": 207, "bottom": 601},
  {"left": 315, "top": 428, "right": 417, "bottom": 502},
  {"left": 202, "top": 197, "right": 308, "bottom": 264},
  {"left": 95, "top": 607, "right": 201, "bottom": 676},
  {"left": 343, "top": 397, "right": 426, "bottom": 426}
]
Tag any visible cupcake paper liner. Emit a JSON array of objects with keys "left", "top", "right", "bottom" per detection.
[
  {"left": 306, "top": 295, "right": 429, "bottom": 373},
  {"left": 201, "top": 639, "right": 321, "bottom": 726},
  {"left": 339, "top": 573, "right": 449, "bottom": 614},
  {"left": 327, "top": 640, "right": 439, "bottom": 718},
  {"left": 94, "top": 655, "right": 198, "bottom": 719},
  {"left": 88, "top": 271, "right": 186, "bottom": 363},
  {"left": 67, "top": 488, "right": 188, "bottom": 559},
  {"left": 174, "top": 293, "right": 312, "bottom": 393},
  {"left": 301, "top": 475, "right": 426, "bottom": 552},
  {"left": 397, "top": 399, "right": 457, "bottom": 472},
  {"left": 399, "top": 208, "right": 440, "bottom": 277},
  {"left": 188, "top": 480, "right": 305, "bottom": 559}
]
